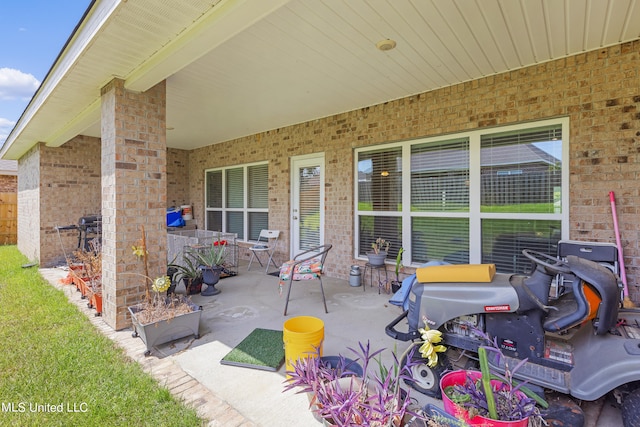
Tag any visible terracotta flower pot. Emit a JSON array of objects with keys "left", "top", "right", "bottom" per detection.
[{"left": 91, "top": 293, "right": 103, "bottom": 316}]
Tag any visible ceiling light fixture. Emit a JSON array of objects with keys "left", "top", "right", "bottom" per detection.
[{"left": 376, "top": 39, "right": 397, "bottom": 51}]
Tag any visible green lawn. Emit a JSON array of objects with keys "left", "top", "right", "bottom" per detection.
[{"left": 0, "top": 246, "right": 203, "bottom": 427}]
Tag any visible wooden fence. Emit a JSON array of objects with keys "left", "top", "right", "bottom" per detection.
[{"left": 0, "top": 192, "right": 17, "bottom": 245}]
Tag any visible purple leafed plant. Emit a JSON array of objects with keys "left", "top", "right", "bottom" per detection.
[{"left": 283, "top": 341, "right": 423, "bottom": 426}]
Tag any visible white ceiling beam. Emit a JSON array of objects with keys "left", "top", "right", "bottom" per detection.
[{"left": 125, "top": 0, "right": 294, "bottom": 92}]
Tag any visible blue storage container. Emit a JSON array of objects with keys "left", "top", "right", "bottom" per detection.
[{"left": 166, "top": 208, "right": 184, "bottom": 227}]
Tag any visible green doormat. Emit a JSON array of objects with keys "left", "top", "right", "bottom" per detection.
[{"left": 220, "top": 328, "right": 284, "bottom": 371}]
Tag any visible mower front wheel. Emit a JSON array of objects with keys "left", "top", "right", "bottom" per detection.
[{"left": 402, "top": 351, "right": 449, "bottom": 398}]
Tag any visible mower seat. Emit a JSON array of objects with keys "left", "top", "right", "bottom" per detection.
[
  {"left": 567, "top": 255, "right": 620, "bottom": 335},
  {"left": 544, "top": 255, "right": 619, "bottom": 335},
  {"left": 543, "top": 274, "right": 593, "bottom": 333}
]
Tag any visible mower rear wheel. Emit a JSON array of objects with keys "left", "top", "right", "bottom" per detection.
[
  {"left": 402, "top": 351, "right": 449, "bottom": 398},
  {"left": 622, "top": 388, "right": 640, "bottom": 427}
]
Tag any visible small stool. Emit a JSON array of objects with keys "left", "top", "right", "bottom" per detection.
[{"left": 363, "top": 263, "right": 388, "bottom": 294}]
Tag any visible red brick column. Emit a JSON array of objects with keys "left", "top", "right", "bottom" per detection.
[{"left": 100, "top": 78, "right": 167, "bottom": 330}]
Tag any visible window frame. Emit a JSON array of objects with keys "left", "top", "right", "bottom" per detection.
[
  {"left": 354, "top": 117, "right": 570, "bottom": 266},
  {"left": 204, "top": 161, "right": 269, "bottom": 242}
]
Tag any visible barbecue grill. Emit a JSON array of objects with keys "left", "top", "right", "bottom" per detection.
[{"left": 55, "top": 215, "right": 102, "bottom": 251}]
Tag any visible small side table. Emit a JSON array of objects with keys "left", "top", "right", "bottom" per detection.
[{"left": 363, "top": 263, "right": 388, "bottom": 294}]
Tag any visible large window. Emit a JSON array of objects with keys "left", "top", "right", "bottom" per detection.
[
  {"left": 205, "top": 162, "right": 268, "bottom": 241},
  {"left": 355, "top": 119, "right": 568, "bottom": 273}
]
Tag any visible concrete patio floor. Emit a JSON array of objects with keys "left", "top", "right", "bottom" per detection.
[{"left": 41, "top": 262, "right": 623, "bottom": 426}]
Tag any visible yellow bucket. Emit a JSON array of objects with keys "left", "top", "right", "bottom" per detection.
[{"left": 283, "top": 316, "right": 325, "bottom": 375}]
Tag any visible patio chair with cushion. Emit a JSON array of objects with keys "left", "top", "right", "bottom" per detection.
[
  {"left": 247, "top": 229, "right": 280, "bottom": 273},
  {"left": 280, "top": 244, "right": 333, "bottom": 316}
]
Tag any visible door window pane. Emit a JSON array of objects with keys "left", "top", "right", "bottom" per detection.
[{"left": 299, "top": 166, "right": 321, "bottom": 250}]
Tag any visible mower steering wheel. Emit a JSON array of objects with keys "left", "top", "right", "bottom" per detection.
[{"left": 522, "top": 249, "right": 571, "bottom": 274}]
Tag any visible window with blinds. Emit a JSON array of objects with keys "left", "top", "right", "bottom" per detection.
[
  {"left": 411, "top": 138, "right": 469, "bottom": 212},
  {"left": 204, "top": 162, "right": 268, "bottom": 241},
  {"left": 480, "top": 124, "right": 563, "bottom": 273},
  {"left": 357, "top": 147, "right": 402, "bottom": 259},
  {"left": 247, "top": 164, "right": 269, "bottom": 241},
  {"left": 481, "top": 125, "right": 562, "bottom": 214},
  {"left": 355, "top": 119, "right": 566, "bottom": 272}
]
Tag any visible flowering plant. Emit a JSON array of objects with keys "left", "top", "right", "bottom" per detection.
[
  {"left": 417, "top": 322, "right": 447, "bottom": 368},
  {"left": 188, "top": 235, "right": 227, "bottom": 268}
]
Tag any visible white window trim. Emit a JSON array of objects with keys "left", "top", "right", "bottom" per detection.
[{"left": 354, "top": 117, "right": 570, "bottom": 266}]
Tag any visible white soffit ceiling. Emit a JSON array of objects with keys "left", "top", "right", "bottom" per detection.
[
  {"left": 167, "top": 0, "right": 640, "bottom": 149},
  {"left": 3, "top": 0, "right": 640, "bottom": 158}
]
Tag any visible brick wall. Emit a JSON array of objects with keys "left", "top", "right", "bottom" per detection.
[
  {"left": 101, "top": 78, "right": 166, "bottom": 330},
  {"left": 184, "top": 41, "right": 640, "bottom": 299},
  {"left": 167, "top": 147, "right": 190, "bottom": 208},
  {"left": 0, "top": 175, "right": 16, "bottom": 193},
  {"left": 40, "top": 136, "right": 102, "bottom": 266},
  {"left": 17, "top": 137, "right": 102, "bottom": 266}
]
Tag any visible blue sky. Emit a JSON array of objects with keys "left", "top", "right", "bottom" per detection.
[{"left": 0, "top": 1, "right": 90, "bottom": 145}]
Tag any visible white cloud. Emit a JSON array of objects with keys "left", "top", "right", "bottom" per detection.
[
  {"left": 0, "top": 117, "right": 16, "bottom": 145},
  {"left": 0, "top": 68, "right": 40, "bottom": 100}
]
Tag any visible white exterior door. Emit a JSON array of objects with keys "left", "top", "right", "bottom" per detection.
[{"left": 290, "top": 154, "right": 324, "bottom": 255}]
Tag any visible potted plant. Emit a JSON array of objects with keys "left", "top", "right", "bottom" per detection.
[
  {"left": 168, "top": 250, "right": 204, "bottom": 296},
  {"left": 187, "top": 235, "right": 228, "bottom": 296},
  {"left": 391, "top": 247, "right": 405, "bottom": 293},
  {"left": 284, "top": 322, "right": 448, "bottom": 426},
  {"left": 440, "top": 328, "right": 548, "bottom": 426},
  {"left": 127, "top": 227, "right": 202, "bottom": 356},
  {"left": 72, "top": 240, "right": 102, "bottom": 315},
  {"left": 367, "top": 237, "right": 390, "bottom": 266},
  {"left": 284, "top": 341, "right": 419, "bottom": 426}
]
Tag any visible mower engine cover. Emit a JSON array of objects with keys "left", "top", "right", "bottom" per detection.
[{"left": 407, "top": 272, "right": 519, "bottom": 331}]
